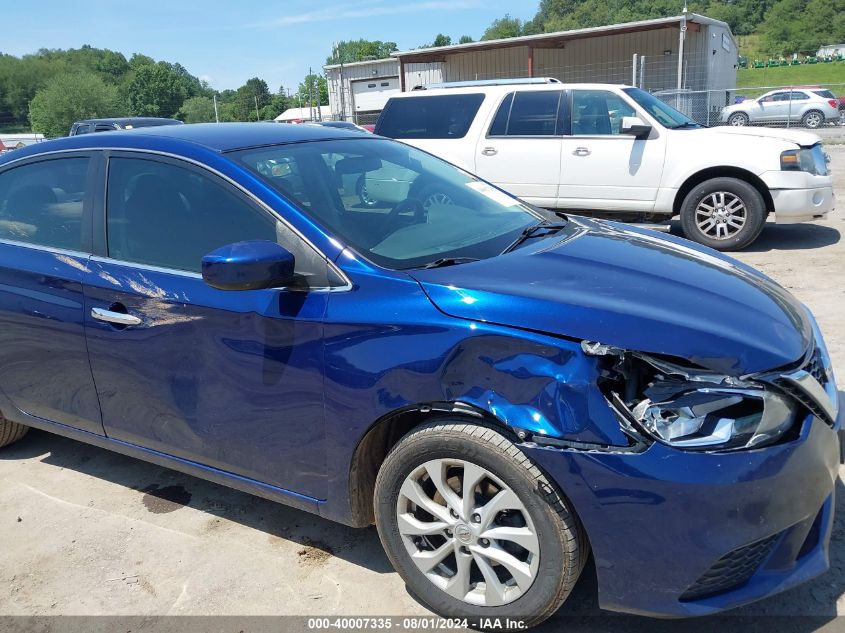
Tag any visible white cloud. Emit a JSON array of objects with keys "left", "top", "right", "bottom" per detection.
[{"left": 259, "top": 0, "right": 483, "bottom": 28}]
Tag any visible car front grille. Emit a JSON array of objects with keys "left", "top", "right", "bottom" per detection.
[
  {"left": 774, "top": 346, "right": 836, "bottom": 427},
  {"left": 679, "top": 533, "right": 780, "bottom": 602}
]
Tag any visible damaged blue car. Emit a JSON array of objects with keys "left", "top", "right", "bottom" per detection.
[{"left": 0, "top": 123, "right": 840, "bottom": 626}]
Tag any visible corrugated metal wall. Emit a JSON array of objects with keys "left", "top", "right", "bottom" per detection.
[
  {"left": 444, "top": 46, "right": 531, "bottom": 82},
  {"left": 404, "top": 62, "right": 444, "bottom": 90},
  {"left": 325, "top": 21, "right": 737, "bottom": 123},
  {"left": 326, "top": 59, "right": 399, "bottom": 120}
]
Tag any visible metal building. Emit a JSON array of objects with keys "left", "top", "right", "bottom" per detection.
[{"left": 325, "top": 13, "right": 737, "bottom": 125}]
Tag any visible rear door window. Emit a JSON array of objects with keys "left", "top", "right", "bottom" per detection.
[
  {"left": 489, "top": 91, "right": 567, "bottom": 136},
  {"left": 0, "top": 157, "right": 90, "bottom": 251},
  {"left": 73, "top": 124, "right": 92, "bottom": 135},
  {"left": 376, "top": 94, "right": 484, "bottom": 139}
]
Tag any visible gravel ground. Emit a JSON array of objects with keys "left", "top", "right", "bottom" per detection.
[{"left": 1, "top": 148, "right": 845, "bottom": 633}]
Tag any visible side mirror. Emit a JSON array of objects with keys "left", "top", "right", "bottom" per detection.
[
  {"left": 202, "top": 240, "right": 295, "bottom": 291},
  {"left": 620, "top": 116, "right": 652, "bottom": 139}
]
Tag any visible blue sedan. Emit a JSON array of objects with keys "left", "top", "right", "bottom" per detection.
[{"left": 0, "top": 123, "right": 840, "bottom": 625}]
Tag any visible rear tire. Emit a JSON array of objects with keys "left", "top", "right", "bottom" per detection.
[
  {"left": 0, "top": 416, "right": 29, "bottom": 448},
  {"left": 802, "top": 110, "right": 824, "bottom": 129},
  {"left": 374, "top": 420, "right": 586, "bottom": 629},
  {"left": 679, "top": 177, "right": 766, "bottom": 251}
]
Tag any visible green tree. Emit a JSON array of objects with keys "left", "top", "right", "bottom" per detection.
[
  {"left": 432, "top": 34, "right": 452, "bottom": 47},
  {"left": 178, "top": 95, "right": 216, "bottom": 123},
  {"left": 326, "top": 39, "right": 398, "bottom": 65},
  {"left": 296, "top": 74, "right": 328, "bottom": 107},
  {"left": 127, "top": 62, "right": 188, "bottom": 117},
  {"left": 481, "top": 15, "right": 526, "bottom": 40},
  {"left": 29, "top": 71, "right": 124, "bottom": 137},
  {"left": 458, "top": 35, "right": 474, "bottom": 44},
  {"left": 760, "top": 0, "right": 845, "bottom": 54}
]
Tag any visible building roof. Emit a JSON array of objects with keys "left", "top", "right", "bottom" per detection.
[
  {"left": 393, "top": 13, "right": 732, "bottom": 62},
  {"left": 275, "top": 106, "right": 332, "bottom": 122},
  {"left": 324, "top": 57, "right": 397, "bottom": 71}
]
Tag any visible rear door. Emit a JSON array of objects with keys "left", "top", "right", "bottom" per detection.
[
  {"left": 0, "top": 153, "right": 104, "bottom": 434},
  {"left": 558, "top": 89, "right": 666, "bottom": 212},
  {"left": 374, "top": 93, "right": 485, "bottom": 172},
  {"left": 473, "top": 89, "right": 565, "bottom": 207},
  {"left": 83, "top": 152, "right": 334, "bottom": 497}
]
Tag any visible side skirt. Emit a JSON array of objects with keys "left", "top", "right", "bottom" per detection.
[{"left": 5, "top": 408, "right": 323, "bottom": 516}]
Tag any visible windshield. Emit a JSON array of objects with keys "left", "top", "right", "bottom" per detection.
[
  {"left": 234, "top": 138, "right": 541, "bottom": 269},
  {"left": 622, "top": 87, "right": 700, "bottom": 129}
]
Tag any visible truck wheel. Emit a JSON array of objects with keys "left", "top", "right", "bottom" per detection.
[
  {"left": 0, "top": 415, "right": 29, "bottom": 448},
  {"left": 680, "top": 177, "right": 766, "bottom": 251},
  {"left": 356, "top": 176, "right": 379, "bottom": 208},
  {"left": 801, "top": 110, "right": 824, "bottom": 129},
  {"left": 728, "top": 112, "right": 749, "bottom": 126},
  {"left": 374, "top": 420, "right": 587, "bottom": 628}
]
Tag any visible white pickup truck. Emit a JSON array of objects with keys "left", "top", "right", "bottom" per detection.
[{"left": 373, "top": 80, "right": 834, "bottom": 250}]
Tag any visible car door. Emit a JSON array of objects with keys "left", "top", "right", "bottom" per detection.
[
  {"left": 474, "top": 90, "right": 565, "bottom": 207},
  {"left": 0, "top": 153, "right": 104, "bottom": 434},
  {"left": 558, "top": 89, "right": 667, "bottom": 212},
  {"left": 755, "top": 92, "right": 789, "bottom": 122},
  {"left": 83, "top": 152, "right": 336, "bottom": 498}
]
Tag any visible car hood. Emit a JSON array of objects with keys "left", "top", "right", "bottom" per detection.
[
  {"left": 409, "top": 218, "right": 811, "bottom": 375},
  {"left": 707, "top": 124, "right": 821, "bottom": 147}
]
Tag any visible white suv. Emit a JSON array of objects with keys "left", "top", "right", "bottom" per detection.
[{"left": 374, "top": 80, "right": 835, "bottom": 250}]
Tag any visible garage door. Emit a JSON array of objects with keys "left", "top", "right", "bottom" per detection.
[{"left": 352, "top": 77, "right": 400, "bottom": 112}]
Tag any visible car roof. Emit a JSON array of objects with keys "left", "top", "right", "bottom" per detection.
[
  {"left": 74, "top": 117, "right": 182, "bottom": 125},
  {"left": 393, "top": 82, "right": 634, "bottom": 98},
  {"left": 1, "top": 122, "right": 376, "bottom": 162}
]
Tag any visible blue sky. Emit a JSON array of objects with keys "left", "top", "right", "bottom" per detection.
[{"left": 0, "top": 0, "right": 537, "bottom": 92}]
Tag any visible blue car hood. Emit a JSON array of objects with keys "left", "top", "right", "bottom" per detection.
[{"left": 409, "top": 219, "right": 811, "bottom": 375}]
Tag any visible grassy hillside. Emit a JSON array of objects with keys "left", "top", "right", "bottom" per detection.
[{"left": 737, "top": 62, "right": 845, "bottom": 89}]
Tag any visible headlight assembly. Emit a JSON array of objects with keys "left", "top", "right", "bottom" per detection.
[
  {"left": 632, "top": 386, "right": 796, "bottom": 450},
  {"left": 583, "top": 341, "right": 799, "bottom": 451},
  {"left": 781, "top": 145, "right": 829, "bottom": 176}
]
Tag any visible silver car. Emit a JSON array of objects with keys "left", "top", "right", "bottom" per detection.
[{"left": 720, "top": 88, "right": 840, "bottom": 128}]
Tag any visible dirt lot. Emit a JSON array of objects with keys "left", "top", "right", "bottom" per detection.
[{"left": 2, "top": 149, "right": 845, "bottom": 633}]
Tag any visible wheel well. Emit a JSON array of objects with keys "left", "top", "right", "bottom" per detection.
[
  {"left": 673, "top": 167, "right": 774, "bottom": 217},
  {"left": 347, "top": 403, "right": 502, "bottom": 527}
]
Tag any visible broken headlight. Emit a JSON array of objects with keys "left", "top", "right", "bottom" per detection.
[
  {"left": 584, "top": 341, "right": 798, "bottom": 451},
  {"left": 631, "top": 385, "right": 795, "bottom": 449}
]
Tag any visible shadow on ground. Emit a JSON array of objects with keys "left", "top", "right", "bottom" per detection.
[
  {"left": 0, "top": 430, "right": 393, "bottom": 574},
  {"left": 669, "top": 220, "right": 840, "bottom": 252},
  {"left": 3, "top": 429, "right": 844, "bottom": 631}
]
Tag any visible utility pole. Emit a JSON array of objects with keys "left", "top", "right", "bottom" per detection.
[
  {"left": 676, "top": 1, "right": 688, "bottom": 110},
  {"left": 336, "top": 42, "right": 347, "bottom": 121},
  {"left": 308, "top": 66, "right": 315, "bottom": 122},
  {"left": 254, "top": 95, "right": 260, "bottom": 121},
  {"left": 213, "top": 93, "right": 219, "bottom": 123}
]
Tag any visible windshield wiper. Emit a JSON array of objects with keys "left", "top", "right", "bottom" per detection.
[
  {"left": 501, "top": 221, "right": 568, "bottom": 254},
  {"left": 671, "top": 121, "right": 701, "bottom": 129},
  {"left": 420, "top": 257, "right": 480, "bottom": 269}
]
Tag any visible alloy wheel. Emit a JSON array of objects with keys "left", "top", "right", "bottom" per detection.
[
  {"left": 423, "top": 191, "right": 453, "bottom": 211},
  {"left": 396, "top": 458, "right": 540, "bottom": 607},
  {"left": 695, "top": 191, "right": 747, "bottom": 240},
  {"left": 803, "top": 112, "right": 822, "bottom": 128}
]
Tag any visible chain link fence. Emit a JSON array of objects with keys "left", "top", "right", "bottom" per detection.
[{"left": 337, "top": 54, "right": 845, "bottom": 131}]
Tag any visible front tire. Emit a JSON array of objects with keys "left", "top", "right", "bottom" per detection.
[
  {"left": 679, "top": 177, "right": 766, "bottom": 251},
  {"left": 374, "top": 421, "right": 586, "bottom": 628},
  {"left": 727, "top": 112, "right": 749, "bottom": 126},
  {"left": 0, "top": 415, "right": 28, "bottom": 448}
]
